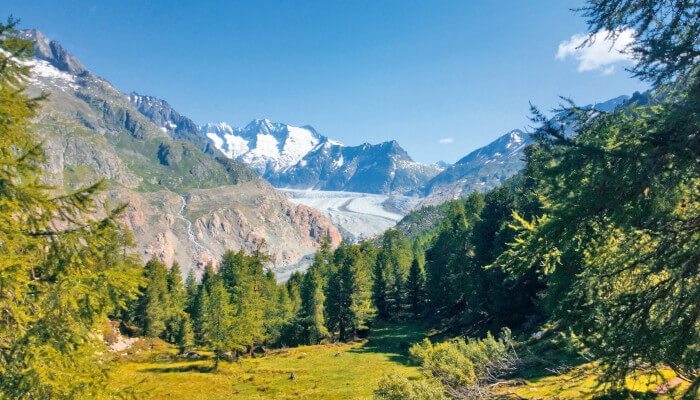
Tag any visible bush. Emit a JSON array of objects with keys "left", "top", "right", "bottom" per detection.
[
  {"left": 374, "top": 374, "right": 447, "bottom": 400},
  {"left": 401, "top": 329, "right": 517, "bottom": 398}
]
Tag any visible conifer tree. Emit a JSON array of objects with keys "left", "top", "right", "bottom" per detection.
[
  {"left": 277, "top": 284, "right": 294, "bottom": 322},
  {"left": 232, "top": 249, "right": 268, "bottom": 354},
  {"left": 424, "top": 202, "right": 471, "bottom": 314},
  {"left": 286, "top": 272, "right": 303, "bottom": 313},
  {"left": 135, "top": 257, "right": 170, "bottom": 337},
  {"left": 167, "top": 262, "right": 186, "bottom": 310},
  {"left": 219, "top": 249, "right": 247, "bottom": 293},
  {"left": 191, "top": 263, "right": 215, "bottom": 342},
  {"left": 372, "top": 252, "right": 390, "bottom": 319},
  {"left": 173, "top": 315, "right": 194, "bottom": 354},
  {"left": 164, "top": 262, "right": 188, "bottom": 343},
  {"left": 0, "top": 19, "right": 141, "bottom": 398},
  {"left": 183, "top": 269, "right": 198, "bottom": 321},
  {"left": 201, "top": 278, "right": 235, "bottom": 370},
  {"left": 578, "top": 0, "right": 700, "bottom": 83},
  {"left": 406, "top": 257, "right": 426, "bottom": 318},
  {"left": 325, "top": 246, "right": 362, "bottom": 341},
  {"left": 388, "top": 266, "right": 406, "bottom": 317},
  {"left": 299, "top": 268, "right": 329, "bottom": 344}
]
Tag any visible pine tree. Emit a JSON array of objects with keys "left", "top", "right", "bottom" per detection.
[
  {"left": 406, "top": 257, "right": 426, "bottom": 318},
  {"left": 578, "top": 0, "right": 700, "bottom": 83},
  {"left": 372, "top": 252, "right": 390, "bottom": 319},
  {"left": 277, "top": 284, "right": 294, "bottom": 322},
  {"left": 173, "top": 314, "right": 194, "bottom": 354},
  {"left": 424, "top": 202, "right": 471, "bottom": 314},
  {"left": 191, "top": 263, "right": 215, "bottom": 343},
  {"left": 286, "top": 272, "right": 303, "bottom": 313},
  {"left": 501, "top": 68, "right": 700, "bottom": 391},
  {"left": 219, "top": 249, "right": 246, "bottom": 293},
  {"left": 388, "top": 265, "right": 406, "bottom": 317},
  {"left": 233, "top": 249, "right": 268, "bottom": 354},
  {"left": 135, "top": 257, "right": 170, "bottom": 338},
  {"left": 299, "top": 268, "right": 329, "bottom": 344},
  {"left": 164, "top": 262, "right": 188, "bottom": 343},
  {"left": 0, "top": 19, "right": 141, "bottom": 398},
  {"left": 167, "top": 262, "right": 186, "bottom": 310},
  {"left": 325, "top": 246, "right": 362, "bottom": 341},
  {"left": 261, "top": 269, "right": 284, "bottom": 344},
  {"left": 201, "top": 278, "right": 235, "bottom": 370}
]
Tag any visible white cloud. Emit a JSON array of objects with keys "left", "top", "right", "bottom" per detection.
[
  {"left": 556, "top": 29, "right": 636, "bottom": 73},
  {"left": 439, "top": 137, "right": 454, "bottom": 144}
]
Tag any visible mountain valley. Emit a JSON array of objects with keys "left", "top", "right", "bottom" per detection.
[
  {"left": 21, "top": 29, "right": 341, "bottom": 278},
  {"left": 21, "top": 28, "right": 637, "bottom": 279}
]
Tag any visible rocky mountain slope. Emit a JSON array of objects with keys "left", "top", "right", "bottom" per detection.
[
  {"left": 128, "top": 92, "right": 221, "bottom": 157},
  {"left": 202, "top": 120, "right": 442, "bottom": 195},
  {"left": 420, "top": 129, "right": 533, "bottom": 205},
  {"left": 20, "top": 29, "right": 340, "bottom": 277},
  {"left": 419, "top": 95, "right": 632, "bottom": 206}
]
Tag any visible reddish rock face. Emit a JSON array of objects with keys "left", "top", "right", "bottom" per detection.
[
  {"left": 106, "top": 181, "right": 341, "bottom": 276},
  {"left": 285, "top": 203, "right": 342, "bottom": 246}
]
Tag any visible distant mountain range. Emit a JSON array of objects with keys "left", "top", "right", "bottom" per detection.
[
  {"left": 200, "top": 120, "right": 443, "bottom": 196},
  {"left": 197, "top": 93, "right": 631, "bottom": 202},
  {"left": 20, "top": 29, "right": 341, "bottom": 277},
  {"left": 420, "top": 129, "right": 532, "bottom": 205},
  {"left": 18, "top": 27, "right": 638, "bottom": 271},
  {"left": 416, "top": 95, "right": 632, "bottom": 206}
]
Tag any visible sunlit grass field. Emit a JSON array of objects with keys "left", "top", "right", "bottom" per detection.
[
  {"left": 110, "top": 321, "right": 427, "bottom": 400},
  {"left": 110, "top": 322, "right": 691, "bottom": 400}
]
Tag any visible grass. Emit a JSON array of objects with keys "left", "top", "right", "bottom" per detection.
[
  {"left": 109, "top": 321, "right": 428, "bottom": 400},
  {"left": 494, "top": 329, "right": 693, "bottom": 400},
  {"left": 498, "top": 363, "right": 690, "bottom": 399},
  {"left": 109, "top": 323, "right": 693, "bottom": 400}
]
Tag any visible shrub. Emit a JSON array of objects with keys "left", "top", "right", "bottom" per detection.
[
  {"left": 374, "top": 374, "right": 447, "bottom": 400},
  {"left": 402, "top": 329, "right": 517, "bottom": 399}
]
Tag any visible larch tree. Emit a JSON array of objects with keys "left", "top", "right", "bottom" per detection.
[
  {"left": 299, "top": 268, "right": 329, "bottom": 344},
  {"left": 325, "top": 246, "right": 362, "bottom": 341},
  {"left": 0, "top": 19, "right": 141, "bottom": 399},
  {"left": 201, "top": 277, "right": 235, "bottom": 370},
  {"left": 406, "top": 257, "right": 426, "bottom": 318},
  {"left": 501, "top": 71, "right": 700, "bottom": 393},
  {"left": 135, "top": 257, "right": 170, "bottom": 337}
]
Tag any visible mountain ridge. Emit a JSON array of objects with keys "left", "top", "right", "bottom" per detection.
[
  {"left": 20, "top": 28, "right": 341, "bottom": 277},
  {"left": 202, "top": 118, "right": 442, "bottom": 195}
]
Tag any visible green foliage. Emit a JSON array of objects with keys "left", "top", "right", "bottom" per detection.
[
  {"left": 424, "top": 201, "right": 473, "bottom": 312},
  {"left": 372, "top": 252, "right": 391, "bottom": 319},
  {"left": 374, "top": 374, "right": 447, "bottom": 400},
  {"left": 201, "top": 278, "right": 236, "bottom": 369},
  {"left": 406, "top": 257, "right": 426, "bottom": 318},
  {"left": 225, "top": 249, "right": 270, "bottom": 353},
  {"left": 172, "top": 314, "right": 194, "bottom": 354},
  {"left": 325, "top": 245, "right": 364, "bottom": 341},
  {"left": 371, "top": 230, "right": 414, "bottom": 320},
  {"left": 295, "top": 268, "right": 330, "bottom": 344},
  {"left": 0, "top": 19, "right": 141, "bottom": 399},
  {"left": 578, "top": 0, "right": 700, "bottom": 83},
  {"left": 134, "top": 258, "right": 170, "bottom": 337},
  {"left": 500, "top": 70, "right": 700, "bottom": 390},
  {"left": 406, "top": 330, "right": 516, "bottom": 398}
]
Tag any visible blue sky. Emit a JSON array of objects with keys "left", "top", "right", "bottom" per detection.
[{"left": 3, "top": 0, "right": 647, "bottom": 163}]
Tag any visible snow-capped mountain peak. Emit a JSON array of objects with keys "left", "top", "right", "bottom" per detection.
[
  {"left": 201, "top": 120, "right": 323, "bottom": 175},
  {"left": 201, "top": 120, "right": 441, "bottom": 195}
]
